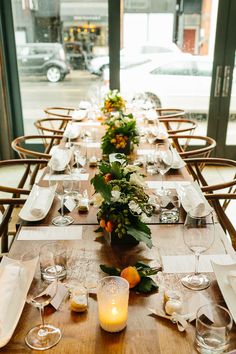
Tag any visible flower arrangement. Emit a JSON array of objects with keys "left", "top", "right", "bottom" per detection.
[
  {"left": 91, "top": 159, "right": 153, "bottom": 248},
  {"left": 101, "top": 111, "right": 139, "bottom": 155},
  {"left": 101, "top": 89, "right": 126, "bottom": 114}
]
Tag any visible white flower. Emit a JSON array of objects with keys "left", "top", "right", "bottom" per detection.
[
  {"left": 140, "top": 212, "right": 151, "bottom": 223},
  {"left": 128, "top": 200, "right": 142, "bottom": 215},
  {"left": 130, "top": 173, "right": 147, "bottom": 188},
  {"left": 93, "top": 193, "right": 104, "bottom": 208},
  {"left": 123, "top": 165, "right": 139, "bottom": 175},
  {"left": 114, "top": 120, "right": 121, "bottom": 128},
  {"left": 111, "top": 190, "right": 121, "bottom": 202}
]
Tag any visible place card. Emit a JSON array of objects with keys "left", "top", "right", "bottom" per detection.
[
  {"left": 17, "top": 226, "right": 83, "bottom": 241},
  {"left": 146, "top": 181, "right": 191, "bottom": 190},
  {"left": 43, "top": 173, "right": 89, "bottom": 181},
  {"left": 162, "top": 254, "right": 234, "bottom": 273}
]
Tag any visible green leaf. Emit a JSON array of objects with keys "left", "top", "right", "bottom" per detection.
[
  {"left": 136, "top": 277, "right": 158, "bottom": 293},
  {"left": 126, "top": 226, "right": 153, "bottom": 249},
  {"left": 135, "top": 261, "right": 151, "bottom": 269},
  {"left": 94, "top": 226, "right": 103, "bottom": 233},
  {"left": 100, "top": 264, "right": 121, "bottom": 276},
  {"left": 92, "top": 175, "right": 112, "bottom": 201}
]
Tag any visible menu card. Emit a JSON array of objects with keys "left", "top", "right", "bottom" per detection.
[{"left": 17, "top": 226, "right": 83, "bottom": 241}]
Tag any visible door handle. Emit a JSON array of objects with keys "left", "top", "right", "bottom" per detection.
[
  {"left": 222, "top": 65, "right": 231, "bottom": 97},
  {"left": 214, "top": 66, "right": 223, "bottom": 97}
]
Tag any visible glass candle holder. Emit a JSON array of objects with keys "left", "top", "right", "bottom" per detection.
[{"left": 97, "top": 276, "right": 129, "bottom": 333}]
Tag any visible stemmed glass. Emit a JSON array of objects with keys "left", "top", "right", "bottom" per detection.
[
  {"left": 24, "top": 249, "right": 61, "bottom": 350},
  {"left": 73, "top": 143, "right": 87, "bottom": 174},
  {"left": 181, "top": 209, "right": 215, "bottom": 290},
  {"left": 154, "top": 142, "right": 173, "bottom": 196},
  {"left": 49, "top": 173, "right": 74, "bottom": 226}
]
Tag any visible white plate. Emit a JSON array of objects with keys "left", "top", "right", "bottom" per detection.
[
  {"left": 212, "top": 262, "right": 236, "bottom": 323},
  {"left": 19, "top": 185, "right": 55, "bottom": 222},
  {"left": 0, "top": 256, "right": 38, "bottom": 348}
]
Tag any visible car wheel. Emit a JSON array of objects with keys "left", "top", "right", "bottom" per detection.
[{"left": 46, "top": 66, "right": 62, "bottom": 82}]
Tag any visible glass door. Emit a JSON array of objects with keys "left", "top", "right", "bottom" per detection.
[{"left": 207, "top": 0, "right": 236, "bottom": 159}]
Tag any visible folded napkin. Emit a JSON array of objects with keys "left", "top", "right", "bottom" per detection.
[
  {"left": 171, "top": 147, "right": 186, "bottom": 169},
  {"left": 72, "top": 109, "right": 87, "bottom": 121},
  {"left": 64, "top": 123, "right": 80, "bottom": 140},
  {"left": 30, "top": 185, "right": 53, "bottom": 218},
  {"left": 145, "top": 109, "right": 158, "bottom": 120},
  {"left": 176, "top": 181, "right": 212, "bottom": 217},
  {"left": 49, "top": 147, "right": 71, "bottom": 172},
  {"left": 0, "top": 264, "right": 21, "bottom": 333}
]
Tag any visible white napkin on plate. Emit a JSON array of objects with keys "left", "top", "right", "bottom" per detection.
[
  {"left": 63, "top": 123, "right": 80, "bottom": 140},
  {"left": 30, "top": 185, "right": 53, "bottom": 218},
  {"left": 0, "top": 264, "right": 21, "bottom": 333},
  {"left": 72, "top": 109, "right": 87, "bottom": 121},
  {"left": 49, "top": 147, "right": 71, "bottom": 171},
  {"left": 176, "top": 181, "right": 212, "bottom": 217}
]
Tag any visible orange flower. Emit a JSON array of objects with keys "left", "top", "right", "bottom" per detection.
[
  {"left": 105, "top": 221, "right": 113, "bottom": 233},
  {"left": 104, "top": 173, "right": 112, "bottom": 183},
  {"left": 120, "top": 266, "right": 141, "bottom": 288},
  {"left": 100, "top": 219, "right": 106, "bottom": 228}
]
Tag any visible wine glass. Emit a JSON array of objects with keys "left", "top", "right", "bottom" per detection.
[
  {"left": 49, "top": 173, "right": 74, "bottom": 226},
  {"left": 24, "top": 248, "right": 61, "bottom": 350},
  {"left": 154, "top": 142, "right": 173, "bottom": 196},
  {"left": 73, "top": 143, "right": 87, "bottom": 174},
  {"left": 181, "top": 209, "right": 215, "bottom": 291}
]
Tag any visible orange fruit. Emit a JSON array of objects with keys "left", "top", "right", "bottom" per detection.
[
  {"left": 104, "top": 173, "right": 112, "bottom": 183},
  {"left": 105, "top": 221, "right": 113, "bottom": 233},
  {"left": 100, "top": 219, "right": 106, "bottom": 228},
  {"left": 120, "top": 266, "right": 141, "bottom": 288}
]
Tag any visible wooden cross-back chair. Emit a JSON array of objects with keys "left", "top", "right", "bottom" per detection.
[
  {"left": 156, "top": 108, "right": 186, "bottom": 119},
  {"left": 184, "top": 157, "right": 236, "bottom": 209},
  {"left": 44, "top": 107, "right": 76, "bottom": 119},
  {"left": 169, "top": 134, "right": 216, "bottom": 158},
  {"left": 11, "top": 134, "right": 65, "bottom": 159},
  {"left": 0, "top": 159, "right": 48, "bottom": 253},
  {"left": 159, "top": 118, "right": 197, "bottom": 135},
  {"left": 34, "top": 117, "right": 71, "bottom": 136},
  {"left": 205, "top": 193, "right": 236, "bottom": 250}
]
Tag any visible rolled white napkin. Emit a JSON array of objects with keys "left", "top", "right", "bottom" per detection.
[
  {"left": 30, "top": 186, "right": 53, "bottom": 218},
  {"left": 64, "top": 123, "right": 81, "bottom": 140},
  {"left": 0, "top": 264, "right": 21, "bottom": 334},
  {"left": 49, "top": 147, "right": 71, "bottom": 171},
  {"left": 176, "top": 181, "right": 212, "bottom": 217}
]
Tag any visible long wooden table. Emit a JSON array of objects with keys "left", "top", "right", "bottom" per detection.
[{"left": 3, "top": 124, "right": 236, "bottom": 353}]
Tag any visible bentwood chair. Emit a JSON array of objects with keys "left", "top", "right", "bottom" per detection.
[
  {"left": 0, "top": 159, "right": 48, "bottom": 252},
  {"left": 205, "top": 193, "right": 236, "bottom": 250},
  {"left": 34, "top": 117, "right": 70, "bottom": 135},
  {"left": 168, "top": 134, "right": 216, "bottom": 158},
  {"left": 184, "top": 157, "right": 236, "bottom": 198},
  {"left": 156, "top": 108, "right": 186, "bottom": 119},
  {"left": 159, "top": 118, "right": 197, "bottom": 135},
  {"left": 44, "top": 107, "right": 76, "bottom": 118},
  {"left": 11, "top": 134, "right": 65, "bottom": 159}
]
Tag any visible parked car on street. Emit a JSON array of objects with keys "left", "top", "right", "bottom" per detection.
[
  {"left": 17, "top": 43, "right": 70, "bottom": 82},
  {"left": 88, "top": 42, "right": 182, "bottom": 76},
  {"left": 119, "top": 54, "right": 223, "bottom": 116}
]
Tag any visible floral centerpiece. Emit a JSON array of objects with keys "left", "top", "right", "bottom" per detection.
[
  {"left": 91, "top": 158, "right": 153, "bottom": 248},
  {"left": 101, "top": 89, "right": 126, "bottom": 114},
  {"left": 101, "top": 111, "right": 139, "bottom": 155}
]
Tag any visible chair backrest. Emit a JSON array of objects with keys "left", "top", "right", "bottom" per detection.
[
  {"left": 44, "top": 107, "right": 76, "bottom": 118},
  {"left": 169, "top": 134, "right": 216, "bottom": 158},
  {"left": 156, "top": 108, "right": 186, "bottom": 119},
  {"left": 159, "top": 118, "right": 197, "bottom": 135},
  {"left": 34, "top": 117, "right": 70, "bottom": 135},
  {"left": 0, "top": 159, "right": 48, "bottom": 253},
  {"left": 11, "top": 134, "right": 65, "bottom": 159},
  {"left": 205, "top": 193, "right": 236, "bottom": 250},
  {"left": 184, "top": 157, "right": 236, "bottom": 195}
]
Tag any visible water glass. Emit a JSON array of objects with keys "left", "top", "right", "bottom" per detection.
[
  {"left": 40, "top": 242, "right": 67, "bottom": 281},
  {"left": 160, "top": 195, "right": 180, "bottom": 223},
  {"left": 195, "top": 304, "right": 233, "bottom": 353}
]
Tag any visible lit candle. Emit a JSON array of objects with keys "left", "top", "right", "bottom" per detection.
[{"left": 97, "top": 276, "right": 129, "bottom": 332}]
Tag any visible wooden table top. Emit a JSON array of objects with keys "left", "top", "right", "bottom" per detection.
[{"left": 3, "top": 223, "right": 236, "bottom": 354}]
